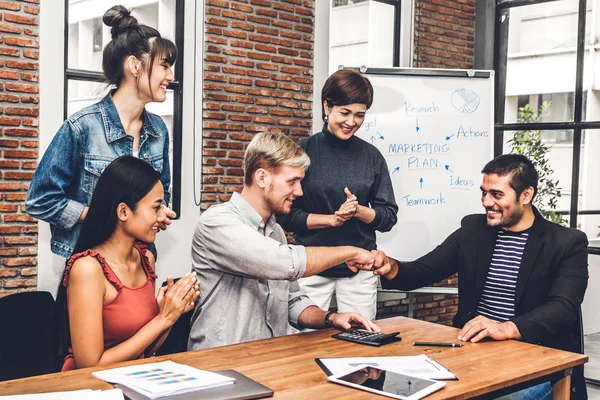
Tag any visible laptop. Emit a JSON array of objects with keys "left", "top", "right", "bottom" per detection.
[{"left": 117, "top": 369, "right": 274, "bottom": 400}]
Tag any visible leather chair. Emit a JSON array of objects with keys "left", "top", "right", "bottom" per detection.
[
  {"left": 155, "top": 278, "right": 193, "bottom": 356},
  {"left": 0, "top": 291, "right": 61, "bottom": 381}
]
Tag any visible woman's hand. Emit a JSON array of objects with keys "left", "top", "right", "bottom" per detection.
[
  {"left": 333, "top": 187, "right": 358, "bottom": 225},
  {"left": 156, "top": 273, "right": 200, "bottom": 327}
]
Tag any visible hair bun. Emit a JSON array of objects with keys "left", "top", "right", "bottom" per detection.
[{"left": 103, "top": 5, "right": 138, "bottom": 38}]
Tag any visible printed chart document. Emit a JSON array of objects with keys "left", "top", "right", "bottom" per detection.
[
  {"left": 316, "top": 354, "right": 456, "bottom": 380},
  {"left": 93, "top": 361, "right": 234, "bottom": 399}
]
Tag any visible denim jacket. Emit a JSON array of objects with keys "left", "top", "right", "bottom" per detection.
[{"left": 25, "top": 94, "right": 171, "bottom": 258}]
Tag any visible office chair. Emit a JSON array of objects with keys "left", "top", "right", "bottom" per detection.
[
  {"left": 155, "top": 278, "right": 193, "bottom": 356},
  {"left": 0, "top": 291, "right": 61, "bottom": 381}
]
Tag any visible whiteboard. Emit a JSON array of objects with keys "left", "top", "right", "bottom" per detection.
[{"left": 353, "top": 68, "right": 494, "bottom": 261}]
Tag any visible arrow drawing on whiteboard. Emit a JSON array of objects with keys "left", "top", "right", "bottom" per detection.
[
  {"left": 416, "top": 118, "right": 420, "bottom": 132},
  {"left": 377, "top": 131, "right": 384, "bottom": 140},
  {"left": 445, "top": 165, "right": 454, "bottom": 173},
  {"left": 370, "top": 135, "right": 375, "bottom": 144},
  {"left": 446, "top": 134, "right": 454, "bottom": 140},
  {"left": 391, "top": 166, "right": 400, "bottom": 174},
  {"left": 419, "top": 178, "right": 423, "bottom": 189}
]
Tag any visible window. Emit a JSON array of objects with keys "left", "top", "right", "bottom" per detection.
[
  {"left": 495, "top": 0, "right": 599, "bottom": 240},
  {"left": 92, "top": 18, "right": 102, "bottom": 53},
  {"left": 65, "top": 0, "right": 184, "bottom": 216},
  {"left": 328, "top": 0, "right": 405, "bottom": 73}
]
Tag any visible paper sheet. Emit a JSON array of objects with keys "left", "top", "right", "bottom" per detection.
[
  {"left": 317, "top": 354, "right": 456, "bottom": 380},
  {"left": 93, "top": 361, "right": 234, "bottom": 399}
]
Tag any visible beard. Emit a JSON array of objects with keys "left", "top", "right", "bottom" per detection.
[
  {"left": 265, "top": 184, "right": 291, "bottom": 215},
  {"left": 486, "top": 203, "right": 524, "bottom": 229}
]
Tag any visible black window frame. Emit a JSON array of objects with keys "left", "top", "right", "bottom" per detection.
[
  {"left": 494, "top": 0, "right": 600, "bottom": 251},
  {"left": 63, "top": 0, "right": 185, "bottom": 218}
]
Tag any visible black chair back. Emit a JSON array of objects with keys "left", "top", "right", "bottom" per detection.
[
  {"left": 155, "top": 278, "right": 193, "bottom": 356},
  {"left": 0, "top": 291, "right": 60, "bottom": 381}
]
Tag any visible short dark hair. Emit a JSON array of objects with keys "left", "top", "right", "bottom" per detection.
[
  {"left": 481, "top": 154, "right": 539, "bottom": 202},
  {"left": 321, "top": 69, "right": 374, "bottom": 122},
  {"left": 56, "top": 155, "right": 161, "bottom": 359},
  {"left": 102, "top": 5, "right": 177, "bottom": 94}
]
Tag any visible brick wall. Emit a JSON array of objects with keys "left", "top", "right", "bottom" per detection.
[
  {"left": 382, "top": 0, "right": 476, "bottom": 324},
  {"left": 201, "top": 0, "right": 315, "bottom": 210},
  {"left": 0, "top": 0, "right": 39, "bottom": 296},
  {"left": 201, "top": 0, "right": 477, "bottom": 324},
  {"left": 413, "top": 0, "right": 475, "bottom": 69}
]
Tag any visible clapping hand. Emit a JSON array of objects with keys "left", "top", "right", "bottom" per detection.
[
  {"left": 156, "top": 273, "right": 200, "bottom": 326},
  {"left": 333, "top": 187, "right": 358, "bottom": 225}
]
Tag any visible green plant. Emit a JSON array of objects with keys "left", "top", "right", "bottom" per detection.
[{"left": 508, "top": 102, "right": 566, "bottom": 225}]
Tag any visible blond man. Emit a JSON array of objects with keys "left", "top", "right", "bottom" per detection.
[{"left": 188, "top": 132, "right": 379, "bottom": 350}]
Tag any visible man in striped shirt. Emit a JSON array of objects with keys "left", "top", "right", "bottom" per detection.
[{"left": 371, "top": 154, "right": 588, "bottom": 399}]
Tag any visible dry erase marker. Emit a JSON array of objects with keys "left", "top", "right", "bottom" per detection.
[{"left": 413, "top": 341, "right": 464, "bottom": 347}]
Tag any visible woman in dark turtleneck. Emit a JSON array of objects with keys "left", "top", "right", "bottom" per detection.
[{"left": 278, "top": 70, "right": 398, "bottom": 321}]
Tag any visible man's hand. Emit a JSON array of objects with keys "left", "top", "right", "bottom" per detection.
[
  {"left": 329, "top": 312, "right": 381, "bottom": 332},
  {"left": 346, "top": 247, "right": 375, "bottom": 273},
  {"left": 158, "top": 205, "right": 177, "bottom": 231},
  {"left": 370, "top": 250, "right": 399, "bottom": 280},
  {"left": 333, "top": 187, "right": 358, "bottom": 224},
  {"left": 457, "top": 315, "right": 522, "bottom": 343}
]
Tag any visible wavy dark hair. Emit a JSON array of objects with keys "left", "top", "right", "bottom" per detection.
[
  {"left": 55, "top": 155, "right": 160, "bottom": 360},
  {"left": 102, "top": 5, "right": 177, "bottom": 97}
]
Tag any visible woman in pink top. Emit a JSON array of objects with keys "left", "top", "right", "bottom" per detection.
[{"left": 56, "top": 155, "right": 199, "bottom": 370}]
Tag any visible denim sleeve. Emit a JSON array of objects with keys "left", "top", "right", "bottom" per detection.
[
  {"left": 156, "top": 119, "right": 171, "bottom": 207},
  {"left": 25, "top": 120, "right": 86, "bottom": 230}
]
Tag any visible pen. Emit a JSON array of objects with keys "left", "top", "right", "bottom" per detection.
[{"left": 413, "top": 341, "right": 464, "bottom": 347}]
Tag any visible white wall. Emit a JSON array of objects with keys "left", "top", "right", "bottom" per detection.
[
  {"left": 38, "top": 0, "right": 202, "bottom": 293},
  {"left": 583, "top": 254, "right": 600, "bottom": 335}
]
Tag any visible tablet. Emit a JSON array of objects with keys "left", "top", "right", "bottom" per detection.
[{"left": 328, "top": 365, "right": 445, "bottom": 400}]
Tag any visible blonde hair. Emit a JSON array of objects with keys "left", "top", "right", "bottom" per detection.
[{"left": 244, "top": 132, "right": 310, "bottom": 186}]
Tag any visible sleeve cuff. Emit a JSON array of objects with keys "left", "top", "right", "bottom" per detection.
[
  {"left": 288, "top": 296, "right": 315, "bottom": 328},
  {"left": 289, "top": 245, "right": 307, "bottom": 280},
  {"left": 56, "top": 200, "right": 86, "bottom": 230},
  {"left": 368, "top": 208, "right": 384, "bottom": 229}
]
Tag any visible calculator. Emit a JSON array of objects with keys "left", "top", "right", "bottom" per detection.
[{"left": 331, "top": 329, "right": 401, "bottom": 347}]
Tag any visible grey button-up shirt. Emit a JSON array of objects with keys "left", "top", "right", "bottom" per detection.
[{"left": 188, "top": 192, "right": 314, "bottom": 350}]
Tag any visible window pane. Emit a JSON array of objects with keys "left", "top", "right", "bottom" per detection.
[
  {"left": 328, "top": 0, "right": 395, "bottom": 73},
  {"left": 67, "top": 0, "right": 176, "bottom": 72},
  {"left": 66, "top": 79, "right": 175, "bottom": 198},
  {"left": 582, "top": 0, "right": 600, "bottom": 122},
  {"left": 502, "top": 129, "right": 574, "bottom": 226},
  {"left": 578, "top": 130, "right": 600, "bottom": 245},
  {"left": 504, "top": 0, "right": 579, "bottom": 124}
]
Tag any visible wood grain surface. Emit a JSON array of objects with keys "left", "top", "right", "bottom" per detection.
[{"left": 0, "top": 317, "right": 587, "bottom": 399}]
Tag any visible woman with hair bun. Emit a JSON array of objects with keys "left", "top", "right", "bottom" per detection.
[{"left": 26, "top": 5, "right": 177, "bottom": 293}]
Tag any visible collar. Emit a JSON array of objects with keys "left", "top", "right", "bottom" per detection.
[
  {"left": 318, "top": 123, "right": 355, "bottom": 149},
  {"left": 99, "top": 93, "right": 162, "bottom": 144},
  {"left": 527, "top": 205, "right": 546, "bottom": 238},
  {"left": 229, "top": 192, "right": 277, "bottom": 234}
]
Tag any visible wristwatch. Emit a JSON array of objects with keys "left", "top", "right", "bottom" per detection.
[{"left": 324, "top": 311, "right": 336, "bottom": 328}]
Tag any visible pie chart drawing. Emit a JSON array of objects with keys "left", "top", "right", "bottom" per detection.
[{"left": 451, "top": 88, "right": 480, "bottom": 114}]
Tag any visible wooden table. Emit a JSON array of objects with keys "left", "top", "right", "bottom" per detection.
[{"left": 0, "top": 317, "right": 587, "bottom": 399}]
